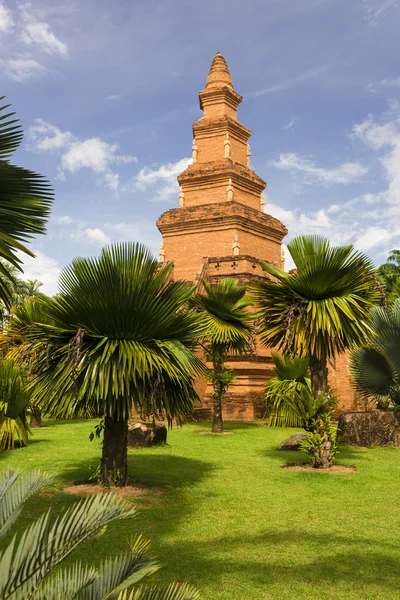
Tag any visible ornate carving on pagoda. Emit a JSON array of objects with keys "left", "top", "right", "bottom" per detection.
[
  {"left": 224, "top": 133, "right": 231, "bottom": 158},
  {"left": 260, "top": 192, "right": 265, "bottom": 212},
  {"left": 227, "top": 177, "right": 234, "bottom": 201},
  {"left": 179, "top": 187, "right": 185, "bottom": 207},
  {"left": 247, "top": 143, "right": 251, "bottom": 167},
  {"left": 192, "top": 139, "right": 198, "bottom": 163},
  {"left": 232, "top": 234, "right": 240, "bottom": 256},
  {"left": 159, "top": 240, "right": 165, "bottom": 263}
]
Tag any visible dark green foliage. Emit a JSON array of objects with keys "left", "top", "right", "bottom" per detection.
[
  {"left": 0, "top": 98, "right": 52, "bottom": 307},
  {"left": 0, "top": 360, "right": 30, "bottom": 450},
  {"left": 351, "top": 298, "right": 400, "bottom": 407}
]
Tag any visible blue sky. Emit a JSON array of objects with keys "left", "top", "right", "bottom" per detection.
[{"left": 1, "top": 0, "right": 400, "bottom": 293}]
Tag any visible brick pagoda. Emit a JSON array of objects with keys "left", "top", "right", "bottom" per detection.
[
  {"left": 157, "top": 53, "right": 358, "bottom": 419},
  {"left": 157, "top": 53, "right": 288, "bottom": 420}
]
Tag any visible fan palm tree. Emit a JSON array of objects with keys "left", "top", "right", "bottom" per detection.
[
  {"left": 0, "top": 97, "right": 52, "bottom": 307},
  {"left": 253, "top": 235, "right": 381, "bottom": 399},
  {"left": 1, "top": 243, "right": 204, "bottom": 486},
  {"left": 351, "top": 298, "right": 400, "bottom": 407},
  {"left": 264, "top": 354, "right": 309, "bottom": 427},
  {"left": 190, "top": 278, "right": 253, "bottom": 433},
  {"left": 0, "top": 468, "right": 200, "bottom": 599}
]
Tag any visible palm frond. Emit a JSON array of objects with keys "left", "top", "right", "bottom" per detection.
[
  {"left": 0, "top": 492, "right": 136, "bottom": 599},
  {"left": 0, "top": 468, "right": 53, "bottom": 541},
  {"left": 0, "top": 98, "right": 23, "bottom": 159}
]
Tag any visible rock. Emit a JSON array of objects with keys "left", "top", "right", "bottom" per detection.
[
  {"left": 338, "top": 411, "right": 400, "bottom": 447},
  {"left": 278, "top": 432, "right": 309, "bottom": 451},
  {"left": 127, "top": 422, "right": 167, "bottom": 448}
]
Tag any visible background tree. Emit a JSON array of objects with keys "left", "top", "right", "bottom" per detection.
[
  {"left": 3, "top": 243, "right": 204, "bottom": 486},
  {"left": 0, "top": 97, "right": 52, "bottom": 307},
  {"left": 378, "top": 249, "right": 400, "bottom": 305},
  {"left": 191, "top": 278, "right": 253, "bottom": 433},
  {"left": 351, "top": 298, "right": 400, "bottom": 408},
  {"left": 254, "top": 235, "right": 381, "bottom": 399}
]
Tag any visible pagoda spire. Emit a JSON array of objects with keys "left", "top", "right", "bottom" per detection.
[{"left": 205, "top": 53, "right": 233, "bottom": 90}]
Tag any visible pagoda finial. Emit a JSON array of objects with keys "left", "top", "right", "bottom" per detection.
[{"left": 205, "top": 53, "right": 233, "bottom": 90}]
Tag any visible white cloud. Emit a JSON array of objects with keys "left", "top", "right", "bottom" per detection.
[
  {"left": 104, "top": 94, "right": 123, "bottom": 101},
  {"left": 381, "top": 76, "right": 400, "bottom": 87},
  {"left": 0, "top": 2, "right": 14, "bottom": 34},
  {"left": 19, "top": 3, "right": 68, "bottom": 56},
  {"left": 363, "top": 0, "right": 400, "bottom": 25},
  {"left": 283, "top": 116, "right": 296, "bottom": 131},
  {"left": 128, "top": 157, "right": 191, "bottom": 202},
  {"left": 28, "top": 119, "right": 74, "bottom": 151},
  {"left": 28, "top": 119, "right": 137, "bottom": 192},
  {"left": 271, "top": 152, "right": 368, "bottom": 185},
  {"left": 355, "top": 227, "right": 395, "bottom": 251},
  {"left": 1, "top": 57, "right": 47, "bottom": 82},
  {"left": 20, "top": 249, "right": 61, "bottom": 296},
  {"left": 52, "top": 215, "right": 73, "bottom": 225},
  {"left": 84, "top": 228, "right": 111, "bottom": 246}
]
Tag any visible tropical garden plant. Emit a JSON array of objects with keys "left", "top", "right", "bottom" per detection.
[
  {"left": 253, "top": 235, "right": 380, "bottom": 467},
  {"left": 264, "top": 354, "right": 309, "bottom": 427},
  {"left": 190, "top": 278, "right": 253, "bottom": 433},
  {"left": 284, "top": 387, "right": 338, "bottom": 467},
  {"left": 0, "top": 97, "right": 52, "bottom": 308},
  {"left": 0, "top": 243, "right": 204, "bottom": 486},
  {"left": 0, "top": 359, "right": 30, "bottom": 451},
  {"left": 0, "top": 467, "right": 200, "bottom": 599},
  {"left": 351, "top": 298, "right": 400, "bottom": 408}
]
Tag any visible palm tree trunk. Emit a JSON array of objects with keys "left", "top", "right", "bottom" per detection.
[
  {"left": 30, "top": 407, "right": 42, "bottom": 428},
  {"left": 212, "top": 358, "right": 224, "bottom": 433},
  {"left": 100, "top": 414, "right": 128, "bottom": 486},
  {"left": 309, "top": 355, "right": 328, "bottom": 399}
]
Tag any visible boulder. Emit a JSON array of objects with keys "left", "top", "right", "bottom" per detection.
[
  {"left": 127, "top": 422, "right": 167, "bottom": 448},
  {"left": 338, "top": 411, "right": 400, "bottom": 447},
  {"left": 278, "top": 432, "right": 309, "bottom": 451}
]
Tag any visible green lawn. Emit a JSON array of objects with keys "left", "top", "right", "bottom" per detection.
[{"left": 1, "top": 420, "right": 400, "bottom": 600}]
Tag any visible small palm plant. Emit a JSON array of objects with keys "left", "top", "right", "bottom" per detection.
[
  {"left": 190, "top": 278, "right": 253, "bottom": 433},
  {"left": 0, "top": 359, "right": 30, "bottom": 451},
  {"left": 0, "top": 243, "right": 204, "bottom": 486},
  {"left": 351, "top": 298, "right": 400, "bottom": 407},
  {"left": 0, "top": 468, "right": 200, "bottom": 599},
  {"left": 0, "top": 97, "right": 52, "bottom": 308},
  {"left": 264, "top": 354, "right": 310, "bottom": 427}
]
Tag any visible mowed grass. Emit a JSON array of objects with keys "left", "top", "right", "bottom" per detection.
[{"left": 2, "top": 420, "right": 400, "bottom": 600}]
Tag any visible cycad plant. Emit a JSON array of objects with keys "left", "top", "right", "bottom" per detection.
[
  {"left": 0, "top": 468, "right": 200, "bottom": 600},
  {"left": 0, "top": 243, "right": 204, "bottom": 486},
  {"left": 0, "top": 98, "right": 52, "bottom": 308},
  {"left": 190, "top": 278, "right": 253, "bottom": 433},
  {"left": 264, "top": 354, "right": 309, "bottom": 427},
  {"left": 254, "top": 235, "right": 380, "bottom": 399},
  {"left": 351, "top": 298, "right": 400, "bottom": 407},
  {"left": 0, "top": 359, "right": 30, "bottom": 451}
]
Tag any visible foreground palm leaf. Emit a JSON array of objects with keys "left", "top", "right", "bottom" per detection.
[
  {"left": 190, "top": 278, "right": 253, "bottom": 433},
  {"left": 351, "top": 298, "right": 400, "bottom": 406},
  {"left": 0, "top": 469, "right": 200, "bottom": 600},
  {"left": 3, "top": 243, "right": 204, "bottom": 485},
  {"left": 0, "top": 98, "right": 52, "bottom": 307},
  {"left": 253, "top": 235, "right": 380, "bottom": 398}
]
